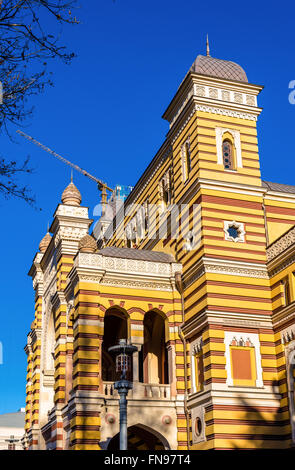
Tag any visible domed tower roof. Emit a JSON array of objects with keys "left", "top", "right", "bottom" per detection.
[
  {"left": 79, "top": 234, "right": 97, "bottom": 253},
  {"left": 190, "top": 54, "right": 248, "bottom": 83},
  {"left": 61, "top": 182, "right": 82, "bottom": 206},
  {"left": 39, "top": 232, "right": 52, "bottom": 253}
]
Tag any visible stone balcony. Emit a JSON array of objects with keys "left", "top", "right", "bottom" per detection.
[
  {"left": 101, "top": 381, "right": 172, "bottom": 400},
  {"left": 98, "top": 381, "right": 178, "bottom": 449}
]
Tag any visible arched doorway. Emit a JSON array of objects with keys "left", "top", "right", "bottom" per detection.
[
  {"left": 142, "top": 310, "right": 168, "bottom": 384},
  {"left": 107, "top": 425, "right": 169, "bottom": 450},
  {"left": 102, "top": 308, "right": 129, "bottom": 382}
]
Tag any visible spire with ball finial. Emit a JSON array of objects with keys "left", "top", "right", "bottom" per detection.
[{"left": 206, "top": 34, "right": 210, "bottom": 57}]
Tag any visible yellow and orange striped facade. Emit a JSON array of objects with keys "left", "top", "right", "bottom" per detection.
[{"left": 24, "top": 52, "right": 295, "bottom": 450}]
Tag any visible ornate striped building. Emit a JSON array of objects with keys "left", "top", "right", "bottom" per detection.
[{"left": 24, "top": 49, "right": 295, "bottom": 450}]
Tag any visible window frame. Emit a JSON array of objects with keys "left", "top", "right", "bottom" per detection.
[
  {"left": 215, "top": 127, "right": 242, "bottom": 169},
  {"left": 190, "top": 337, "right": 204, "bottom": 394},
  {"left": 224, "top": 332, "right": 263, "bottom": 388},
  {"left": 230, "top": 345, "right": 257, "bottom": 387},
  {"left": 181, "top": 138, "right": 191, "bottom": 183},
  {"left": 222, "top": 138, "right": 234, "bottom": 170}
]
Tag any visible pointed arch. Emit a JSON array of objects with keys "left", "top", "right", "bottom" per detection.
[{"left": 216, "top": 127, "right": 242, "bottom": 169}]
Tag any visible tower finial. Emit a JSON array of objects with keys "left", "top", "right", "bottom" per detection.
[
  {"left": 71, "top": 168, "right": 73, "bottom": 183},
  {"left": 47, "top": 221, "right": 49, "bottom": 233},
  {"left": 206, "top": 34, "right": 210, "bottom": 57}
]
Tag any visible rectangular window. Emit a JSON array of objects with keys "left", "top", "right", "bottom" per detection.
[
  {"left": 230, "top": 346, "right": 256, "bottom": 387},
  {"left": 283, "top": 277, "right": 291, "bottom": 306},
  {"left": 182, "top": 139, "right": 191, "bottom": 182},
  {"left": 194, "top": 351, "right": 204, "bottom": 392}
]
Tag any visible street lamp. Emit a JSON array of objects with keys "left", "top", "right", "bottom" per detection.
[{"left": 108, "top": 339, "right": 138, "bottom": 450}]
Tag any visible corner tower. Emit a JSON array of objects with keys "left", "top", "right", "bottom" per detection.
[{"left": 163, "top": 49, "right": 263, "bottom": 188}]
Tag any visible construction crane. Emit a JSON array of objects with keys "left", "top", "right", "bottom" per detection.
[{"left": 17, "top": 130, "right": 113, "bottom": 215}]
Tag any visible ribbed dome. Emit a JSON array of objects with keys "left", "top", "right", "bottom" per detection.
[
  {"left": 61, "top": 182, "right": 81, "bottom": 206},
  {"left": 79, "top": 234, "right": 97, "bottom": 253},
  {"left": 39, "top": 232, "right": 52, "bottom": 253},
  {"left": 190, "top": 55, "right": 248, "bottom": 83}
]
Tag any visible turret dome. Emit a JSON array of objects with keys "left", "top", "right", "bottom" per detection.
[
  {"left": 190, "top": 54, "right": 248, "bottom": 83},
  {"left": 61, "top": 182, "right": 82, "bottom": 206},
  {"left": 39, "top": 232, "right": 52, "bottom": 253},
  {"left": 79, "top": 234, "right": 97, "bottom": 253}
]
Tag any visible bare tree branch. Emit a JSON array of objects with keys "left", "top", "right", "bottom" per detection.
[{"left": 0, "top": 0, "right": 79, "bottom": 204}]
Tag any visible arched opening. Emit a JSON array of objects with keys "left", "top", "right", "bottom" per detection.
[
  {"left": 107, "top": 425, "right": 169, "bottom": 450},
  {"left": 102, "top": 308, "right": 129, "bottom": 382},
  {"left": 142, "top": 310, "right": 168, "bottom": 384}
]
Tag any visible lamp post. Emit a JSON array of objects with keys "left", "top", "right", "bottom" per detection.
[{"left": 108, "top": 339, "right": 138, "bottom": 450}]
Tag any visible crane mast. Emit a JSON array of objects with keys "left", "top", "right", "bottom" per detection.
[{"left": 16, "top": 129, "right": 113, "bottom": 214}]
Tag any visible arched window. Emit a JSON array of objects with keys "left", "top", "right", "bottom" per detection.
[
  {"left": 222, "top": 139, "right": 234, "bottom": 170},
  {"left": 159, "top": 168, "right": 172, "bottom": 209}
]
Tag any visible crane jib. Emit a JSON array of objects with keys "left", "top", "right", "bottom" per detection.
[{"left": 16, "top": 130, "right": 112, "bottom": 192}]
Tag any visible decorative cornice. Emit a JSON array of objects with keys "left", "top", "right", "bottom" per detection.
[
  {"left": 31, "top": 328, "right": 42, "bottom": 345},
  {"left": 267, "top": 226, "right": 295, "bottom": 262},
  {"left": 281, "top": 325, "right": 295, "bottom": 345},
  {"left": 74, "top": 252, "right": 182, "bottom": 278},
  {"left": 272, "top": 302, "right": 295, "bottom": 329},
  {"left": 183, "top": 258, "right": 268, "bottom": 290},
  {"left": 100, "top": 277, "right": 175, "bottom": 292},
  {"left": 51, "top": 291, "right": 66, "bottom": 312},
  {"left": 195, "top": 103, "right": 257, "bottom": 121},
  {"left": 170, "top": 102, "right": 257, "bottom": 146},
  {"left": 204, "top": 262, "right": 268, "bottom": 278},
  {"left": 171, "top": 108, "right": 197, "bottom": 145},
  {"left": 68, "top": 252, "right": 182, "bottom": 292},
  {"left": 268, "top": 252, "right": 295, "bottom": 278}
]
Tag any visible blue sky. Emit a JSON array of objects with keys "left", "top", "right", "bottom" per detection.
[{"left": 0, "top": 0, "right": 294, "bottom": 413}]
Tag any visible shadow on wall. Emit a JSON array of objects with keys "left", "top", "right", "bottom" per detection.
[{"left": 227, "top": 381, "right": 292, "bottom": 450}]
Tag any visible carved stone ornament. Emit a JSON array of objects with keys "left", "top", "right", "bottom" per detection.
[
  {"left": 75, "top": 252, "right": 181, "bottom": 278},
  {"left": 61, "top": 182, "right": 81, "bottom": 206},
  {"left": 267, "top": 227, "right": 295, "bottom": 262},
  {"left": 39, "top": 232, "right": 52, "bottom": 253},
  {"left": 79, "top": 234, "right": 97, "bottom": 253},
  {"left": 281, "top": 326, "right": 295, "bottom": 345}
]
